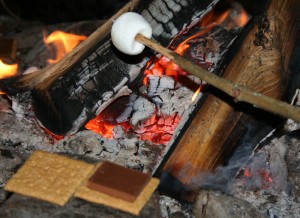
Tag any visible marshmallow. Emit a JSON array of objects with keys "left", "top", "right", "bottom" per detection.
[{"left": 111, "top": 12, "right": 152, "bottom": 55}]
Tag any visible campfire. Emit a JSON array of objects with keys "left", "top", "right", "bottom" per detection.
[{"left": 1, "top": 0, "right": 300, "bottom": 217}]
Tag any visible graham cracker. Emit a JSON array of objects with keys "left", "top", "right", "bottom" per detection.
[
  {"left": 74, "top": 164, "right": 160, "bottom": 216},
  {"left": 4, "top": 150, "right": 95, "bottom": 206}
]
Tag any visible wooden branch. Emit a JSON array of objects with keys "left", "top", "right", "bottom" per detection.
[
  {"left": 18, "top": 0, "right": 140, "bottom": 90},
  {"left": 135, "top": 33, "right": 300, "bottom": 121}
]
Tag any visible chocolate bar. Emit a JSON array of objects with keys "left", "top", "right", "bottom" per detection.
[{"left": 87, "top": 161, "right": 151, "bottom": 202}]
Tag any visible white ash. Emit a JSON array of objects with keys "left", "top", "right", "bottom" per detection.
[
  {"left": 151, "top": 89, "right": 171, "bottom": 105},
  {"left": 113, "top": 126, "right": 125, "bottom": 139},
  {"left": 160, "top": 87, "right": 194, "bottom": 116},
  {"left": 52, "top": 129, "right": 161, "bottom": 173},
  {"left": 147, "top": 75, "right": 175, "bottom": 97},
  {"left": 131, "top": 97, "right": 156, "bottom": 126},
  {"left": 159, "top": 195, "right": 194, "bottom": 218},
  {"left": 103, "top": 139, "right": 121, "bottom": 154},
  {"left": 230, "top": 91, "right": 300, "bottom": 217},
  {"left": 120, "top": 138, "right": 138, "bottom": 150},
  {"left": 54, "top": 130, "right": 104, "bottom": 158},
  {"left": 9, "top": 92, "right": 34, "bottom": 118},
  {"left": 116, "top": 93, "right": 138, "bottom": 123},
  {"left": 0, "top": 111, "right": 53, "bottom": 150}
]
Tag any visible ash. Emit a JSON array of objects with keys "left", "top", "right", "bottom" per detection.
[
  {"left": 189, "top": 90, "right": 300, "bottom": 218},
  {"left": 231, "top": 93, "right": 300, "bottom": 217},
  {"left": 1, "top": 11, "right": 300, "bottom": 218},
  {"left": 159, "top": 195, "right": 194, "bottom": 218}
]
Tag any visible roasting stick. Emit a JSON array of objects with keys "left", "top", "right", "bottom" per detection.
[{"left": 111, "top": 12, "right": 300, "bottom": 122}]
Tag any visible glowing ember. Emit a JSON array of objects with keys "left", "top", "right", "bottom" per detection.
[
  {"left": 85, "top": 118, "right": 115, "bottom": 139},
  {"left": 84, "top": 3, "right": 250, "bottom": 145},
  {"left": 0, "top": 59, "right": 18, "bottom": 80},
  {"left": 137, "top": 113, "right": 181, "bottom": 145},
  {"left": 243, "top": 166, "right": 273, "bottom": 190},
  {"left": 43, "top": 128, "right": 64, "bottom": 141},
  {"left": 44, "top": 30, "right": 87, "bottom": 64}
]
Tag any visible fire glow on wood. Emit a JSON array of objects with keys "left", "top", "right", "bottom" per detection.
[
  {"left": 0, "top": 1, "right": 250, "bottom": 147},
  {"left": 84, "top": 4, "right": 249, "bottom": 145}
]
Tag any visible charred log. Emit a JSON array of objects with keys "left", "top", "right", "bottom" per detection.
[{"left": 29, "top": 0, "right": 221, "bottom": 135}]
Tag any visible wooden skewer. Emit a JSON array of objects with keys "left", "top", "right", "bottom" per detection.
[{"left": 135, "top": 33, "right": 300, "bottom": 122}]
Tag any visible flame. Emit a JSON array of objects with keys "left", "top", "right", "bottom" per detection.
[
  {"left": 192, "top": 86, "right": 202, "bottom": 102},
  {"left": 44, "top": 31, "right": 87, "bottom": 64},
  {"left": 233, "top": 10, "right": 249, "bottom": 27},
  {"left": 0, "top": 59, "right": 18, "bottom": 80}
]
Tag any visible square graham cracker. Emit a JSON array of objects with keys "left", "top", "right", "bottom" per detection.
[
  {"left": 74, "top": 164, "right": 160, "bottom": 216},
  {"left": 4, "top": 150, "right": 95, "bottom": 206}
]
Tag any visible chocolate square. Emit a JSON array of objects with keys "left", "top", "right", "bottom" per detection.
[{"left": 86, "top": 161, "right": 151, "bottom": 202}]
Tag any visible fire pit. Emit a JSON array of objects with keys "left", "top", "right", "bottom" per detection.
[{"left": 0, "top": 0, "right": 300, "bottom": 217}]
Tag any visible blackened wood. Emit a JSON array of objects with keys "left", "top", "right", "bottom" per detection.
[{"left": 32, "top": 0, "right": 220, "bottom": 135}]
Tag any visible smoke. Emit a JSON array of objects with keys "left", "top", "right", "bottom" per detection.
[{"left": 188, "top": 124, "right": 269, "bottom": 194}]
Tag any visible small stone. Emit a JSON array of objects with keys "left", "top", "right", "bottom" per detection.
[{"left": 194, "top": 190, "right": 265, "bottom": 218}]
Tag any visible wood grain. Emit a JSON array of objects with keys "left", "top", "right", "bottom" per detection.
[{"left": 162, "top": 0, "right": 300, "bottom": 186}]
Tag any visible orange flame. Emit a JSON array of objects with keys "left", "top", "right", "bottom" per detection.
[
  {"left": 191, "top": 86, "right": 202, "bottom": 102},
  {"left": 0, "top": 59, "right": 18, "bottom": 80},
  {"left": 233, "top": 10, "right": 249, "bottom": 27},
  {"left": 44, "top": 31, "right": 87, "bottom": 64}
]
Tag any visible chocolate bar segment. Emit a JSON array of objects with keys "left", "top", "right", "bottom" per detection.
[{"left": 86, "top": 161, "right": 151, "bottom": 202}]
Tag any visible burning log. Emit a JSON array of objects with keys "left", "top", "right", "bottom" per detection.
[
  {"left": 160, "top": 0, "right": 300, "bottom": 200},
  {"left": 0, "top": 0, "right": 221, "bottom": 135}
]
